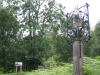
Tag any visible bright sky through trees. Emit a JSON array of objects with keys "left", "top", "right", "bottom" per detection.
[{"left": 3, "top": 0, "right": 99, "bottom": 30}]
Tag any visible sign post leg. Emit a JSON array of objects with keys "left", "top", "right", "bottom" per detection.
[
  {"left": 16, "top": 66, "right": 17, "bottom": 73},
  {"left": 20, "top": 66, "right": 22, "bottom": 72}
]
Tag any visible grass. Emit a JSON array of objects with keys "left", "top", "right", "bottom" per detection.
[
  {"left": 1, "top": 63, "right": 73, "bottom": 75},
  {"left": 1, "top": 56, "right": 100, "bottom": 75}
]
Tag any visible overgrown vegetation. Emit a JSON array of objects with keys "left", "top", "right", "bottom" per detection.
[
  {"left": 0, "top": 0, "right": 100, "bottom": 74},
  {"left": 1, "top": 57, "right": 100, "bottom": 75}
]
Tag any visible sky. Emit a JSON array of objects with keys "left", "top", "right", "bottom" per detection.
[{"left": 55, "top": 0, "right": 100, "bottom": 30}]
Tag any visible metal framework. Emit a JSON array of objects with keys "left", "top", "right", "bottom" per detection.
[{"left": 66, "top": 3, "right": 91, "bottom": 45}]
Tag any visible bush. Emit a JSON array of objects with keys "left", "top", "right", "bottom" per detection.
[
  {"left": 1, "top": 57, "right": 100, "bottom": 75},
  {"left": 83, "top": 57, "right": 100, "bottom": 75}
]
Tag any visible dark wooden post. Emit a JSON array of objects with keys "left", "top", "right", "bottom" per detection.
[{"left": 73, "top": 41, "right": 83, "bottom": 75}]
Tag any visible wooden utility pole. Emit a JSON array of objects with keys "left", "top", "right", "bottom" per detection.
[{"left": 73, "top": 41, "right": 83, "bottom": 75}]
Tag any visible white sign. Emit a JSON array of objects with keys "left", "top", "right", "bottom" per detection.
[{"left": 15, "top": 62, "right": 22, "bottom": 66}]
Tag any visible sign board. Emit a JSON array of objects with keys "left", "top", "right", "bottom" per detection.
[{"left": 15, "top": 62, "right": 22, "bottom": 66}]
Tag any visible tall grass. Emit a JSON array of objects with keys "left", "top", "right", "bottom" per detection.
[{"left": 1, "top": 56, "right": 100, "bottom": 75}]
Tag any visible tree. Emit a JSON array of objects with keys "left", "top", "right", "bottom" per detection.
[
  {"left": 55, "top": 35, "right": 73, "bottom": 62},
  {"left": 0, "top": 7, "right": 20, "bottom": 73},
  {"left": 2, "top": 0, "right": 73, "bottom": 71},
  {"left": 90, "top": 21, "right": 100, "bottom": 57}
]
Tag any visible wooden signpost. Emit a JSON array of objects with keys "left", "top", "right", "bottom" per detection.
[
  {"left": 73, "top": 41, "right": 83, "bottom": 75},
  {"left": 66, "top": 3, "right": 90, "bottom": 75},
  {"left": 15, "top": 62, "right": 22, "bottom": 73}
]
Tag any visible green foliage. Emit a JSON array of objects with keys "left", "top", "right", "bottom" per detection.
[
  {"left": 82, "top": 22, "right": 100, "bottom": 57},
  {"left": 94, "top": 55, "right": 100, "bottom": 60},
  {"left": 56, "top": 35, "right": 72, "bottom": 62},
  {"left": 1, "top": 63, "right": 73, "bottom": 75},
  {"left": 2, "top": 0, "right": 99, "bottom": 74},
  {"left": 0, "top": 72, "right": 25, "bottom": 75},
  {"left": 83, "top": 57, "right": 100, "bottom": 75},
  {"left": 1, "top": 57, "right": 100, "bottom": 75},
  {"left": 91, "top": 21, "right": 100, "bottom": 57},
  {"left": 0, "top": 7, "right": 20, "bottom": 73}
]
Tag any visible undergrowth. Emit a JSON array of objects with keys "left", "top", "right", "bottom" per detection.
[{"left": 1, "top": 56, "right": 100, "bottom": 75}]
